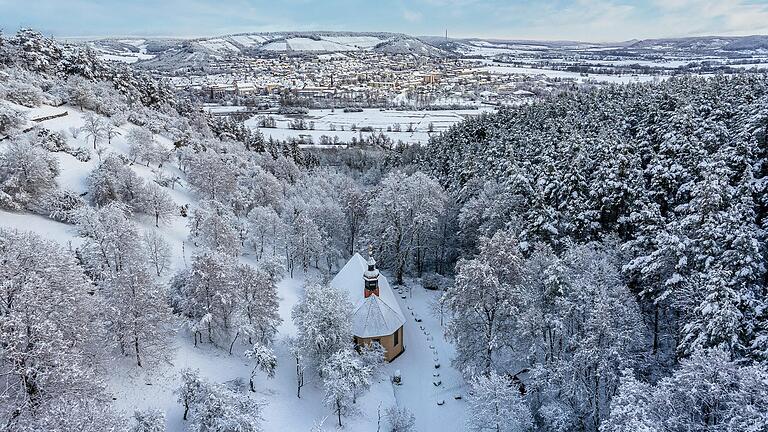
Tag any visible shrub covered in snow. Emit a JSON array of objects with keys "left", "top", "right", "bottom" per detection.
[
  {"left": 0, "top": 80, "right": 44, "bottom": 107},
  {"left": 175, "top": 369, "right": 263, "bottom": 432},
  {"left": 0, "top": 101, "right": 25, "bottom": 136},
  {"left": 29, "top": 127, "right": 69, "bottom": 152},
  {"left": 0, "top": 140, "right": 59, "bottom": 209},
  {"left": 30, "top": 187, "right": 86, "bottom": 222},
  {"left": 467, "top": 372, "right": 532, "bottom": 432},
  {"left": 384, "top": 406, "right": 416, "bottom": 432},
  {"left": 131, "top": 409, "right": 165, "bottom": 432}
]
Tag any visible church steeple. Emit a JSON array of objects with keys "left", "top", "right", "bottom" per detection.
[{"left": 363, "top": 245, "right": 380, "bottom": 298}]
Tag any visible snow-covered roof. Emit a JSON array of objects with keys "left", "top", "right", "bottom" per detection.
[{"left": 331, "top": 253, "right": 406, "bottom": 338}]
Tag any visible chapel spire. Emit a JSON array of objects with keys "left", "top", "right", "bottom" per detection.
[{"left": 363, "top": 244, "right": 380, "bottom": 298}]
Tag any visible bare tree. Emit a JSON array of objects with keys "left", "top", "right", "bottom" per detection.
[{"left": 80, "top": 113, "right": 106, "bottom": 150}]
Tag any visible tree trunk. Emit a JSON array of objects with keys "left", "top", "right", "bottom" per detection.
[
  {"left": 135, "top": 336, "right": 142, "bottom": 367},
  {"left": 652, "top": 304, "right": 659, "bottom": 355},
  {"left": 229, "top": 332, "right": 239, "bottom": 355}
]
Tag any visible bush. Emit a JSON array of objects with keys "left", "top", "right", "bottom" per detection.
[
  {"left": 384, "top": 406, "right": 416, "bottom": 432},
  {"left": 30, "top": 188, "right": 86, "bottom": 222},
  {"left": 0, "top": 140, "right": 59, "bottom": 208},
  {"left": 1, "top": 81, "right": 44, "bottom": 107},
  {"left": 277, "top": 106, "right": 308, "bottom": 115},
  {"left": 0, "top": 102, "right": 26, "bottom": 136},
  {"left": 422, "top": 273, "right": 451, "bottom": 290},
  {"left": 69, "top": 147, "right": 92, "bottom": 162},
  {"left": 33, "top": 128, "right": 69, "bottom": 152}
]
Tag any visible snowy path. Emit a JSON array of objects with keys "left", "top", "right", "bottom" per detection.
[{"left": 388, "top": 283, "right": 468, "bottom": 432}]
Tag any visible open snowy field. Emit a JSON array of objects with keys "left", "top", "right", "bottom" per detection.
[
  {"left": 474, "top": 63, "right": 663, "bottom": 83},
  {"left": 245, "top": 107, "right": 496, "bottom": 146}
]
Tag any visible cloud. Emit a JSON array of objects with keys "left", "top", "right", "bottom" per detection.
[
  {"left": 475, "top": 0, "right": 768, "bottom": 41},
  {"left": 649, "top": 0, "right": 768, "bottom": 35},
  {"left": 3, "top": 0, "right": 768, "bottom": 41},
  {"left": 402, "top": 9, "right": 423, "bottom": 22}
]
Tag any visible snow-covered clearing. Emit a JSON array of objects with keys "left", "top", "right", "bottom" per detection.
[
  {"left": 476, "top": 63, "right": 663, "bottom": 83},
  {"left": 392, "top": 283, "right": 468, "bottom": 432},
  {"left": 245, "top": 107, "right": 495, "bottom": 146}
]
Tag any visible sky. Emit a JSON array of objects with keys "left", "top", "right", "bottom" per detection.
[{"left": 2, "top": 0, "right": 768, "bottom": 42}]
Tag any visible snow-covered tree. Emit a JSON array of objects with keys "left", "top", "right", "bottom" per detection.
[
  {"left": 127, "top": 127, "right": 164, "bottom": 167},
  {"left": 170, "top": 251, "right": 275, "bottom": 353},
  {"left": 245, "top": 343, "right": 277, "bottom": 392},
  {"left": 384, "top": 406, "right": 416, "bottom": 432},
  {"left": 366, "top": 170, "right": 446, "bottom": 283},
  {"left": 533, "top": 243, "right": 647, "bottom": 431},
  {"left": 0, "top": 80, "right": 43, "bottom": 107},
  {"left": 140, "top": 182, "right": 176, "bottom": 227},
  {"left": 467, "top": 372, "right": 532, "bottom": 432},
  {"left": 0, "top": 139, "right": 59, "bottom": 209},
  {"left": 601, "top": 349, "right": 768, "bottom": 432},
  {"left": 86, "top": 155, "right": 147, "bottom": 209},
  {"left": 188, "top": 382, "right": 263, "bottom": 432},
  {"left": 74, "top": 202, "right": 139, "bottom": 279},
  {"left": 0, "top": 101, "right": 26, "bottom": 136},
  {"left": 66, "top": 75, "right": 97, "bottom": 111},
  {"left": 14, "top": 399, "right": 127, "bottom": 432},
  {"left": 102, "top": 263, "right": 175, "bottom": 367},
  {"left": 8, "top": 28, "right": 62, "bottom": 73},
  {"left": 284, "top": 209, "right": 323, "bottom": 276},
  {"left": 321, "top": 348, "right": 372, "bottom": 427},
  {"left": 340, "top": 183, "right": 367, "bottom": 255},
  {"left": 176, "top": 369, "right": 263, "bottom": 432},
  {"left": 247, "top": 206, "right": 285, "bottom": 259},
  {"left": 188, "top": 200, "right": 241, "bottom": 256},
  {"left": 171, "top": 251, "right": 239, "bottom": 347},
  {"left": 232, "top": 165, "right": 283, "bottom": 216},
  {"left": 176, "top": 369, "right": 204, "bottom": 421},
  {"left": 143, "top": 229, "right": 172, "bottom": 276},
  {"left": 186, "top": 150, "right": 237, "bottom": 201},
  {"left": 235, "top": 260, "right": 282, "bottom": 346},
  {"left": 287, "top": 336, "right": 307, "bottom": 398},
  {"left": 291, "top": 283, "right": 353, "bottom": 371},
  {"left": 0, "top": 229, "right": 107, "bottom": 427},
  {"left": 131, "top": 408, "right": 166, "bottom": 432},
  {"left": 443, "top": 229, "right": 523, "bottom": 374},
  {"left": 73, "top": 202, "right": 175, "bottom": 366},
  {"left": 81, "top": 112, "right": 107, "bottom": 150},
  {"left": 32, "top": 187, "right": 86, "bottom": 222}
]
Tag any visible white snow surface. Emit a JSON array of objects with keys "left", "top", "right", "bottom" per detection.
[
  {"left": 245, "top": 107, "right": 495, "bottom": 146},
  {"left": 331, "top": 254, "right": 406, "bottom": 338}
]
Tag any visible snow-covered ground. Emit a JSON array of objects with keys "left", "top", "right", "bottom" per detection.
[
  {"left": 475, "top": 63, "right": 663, "bottom": 83},
  {"left": 392, "top": 283, "right": 468, "bottom": 432},
  {"left": 245, "top": 107, "right": 495, "bottom": 146},
  {"left": 0, "top": 104, "right": 469, "bottom": 431}
]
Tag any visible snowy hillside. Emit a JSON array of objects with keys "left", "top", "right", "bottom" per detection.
[
  {"left": 0, "top": 100, "right": 470, "bottom": 431},
  {"left": 87, "top": 32, "right": 454, "bottom": 68}
]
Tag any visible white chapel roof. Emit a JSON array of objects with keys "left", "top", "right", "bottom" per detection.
[{"left": 330, "top": 253, "right": 406, "bottom": 338}]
